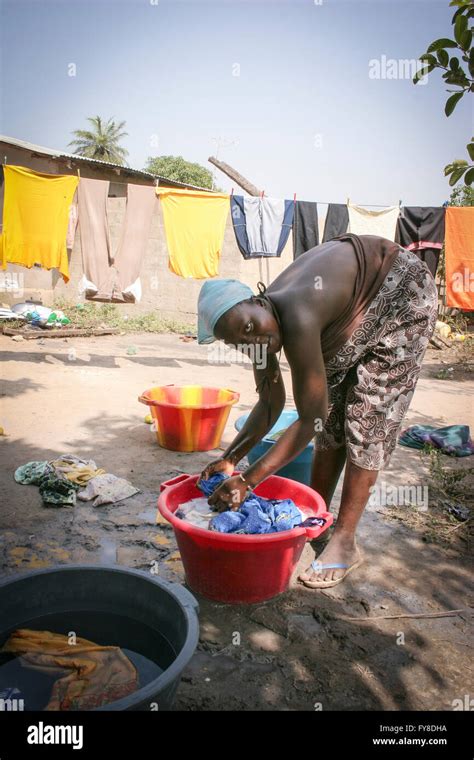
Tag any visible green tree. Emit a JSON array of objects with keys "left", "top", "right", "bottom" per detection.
[
  {"left": 414, "top": 0, "right": 474, "bottom": 186},
  {"left": 145, "top": 155, "right": 214, "bottom": 188},
  {"left": 449, "top": 183, "right": 474, "bottom": 204},
  {"left": 69, "top": 116, "right": 129, "bottom": 165}
]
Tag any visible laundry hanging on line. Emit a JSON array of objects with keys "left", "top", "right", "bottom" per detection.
[
  {"left": 322, "top": 203, "right": 349, "bottom": 242},
  {"left": 0, "top": 161, "right": 458, "bottom": 297},
  {"left": 230, "top": 194, "right": 294, "bottom": 259},
  {"left": 292, "top": 200, "right": 319, "bottom": 259},
  {"left": 347, "top": 202, "right": 399, "bottom": 242},
  {"left": 0, "top": 230, "right": 5, "bottom": 270},
  {"left": 66, "top": 199, "right": 79, "bottom": 250},
  {"left": 396, "top": 206, "right": 445, "bottom": 277},
  {"left": 1, "top": 165, "right": 78, "bottom": 282},
  {"left": 78, "top": 178, "right": 156, "bottom": 303},
  {"left": 444, "top": 206, "right": 474, "bottom": 311},
  {"left": 156, "top": 187, "right": 229, "bottom": 278}
]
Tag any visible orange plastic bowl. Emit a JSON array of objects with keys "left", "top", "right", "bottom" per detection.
[{"left": 139, "top": 384, "right": 240, "bottom": 452}]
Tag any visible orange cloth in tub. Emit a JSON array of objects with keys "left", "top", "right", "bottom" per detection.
[{"left": 1, "top": 628, "right": 138, "bottom": 710}]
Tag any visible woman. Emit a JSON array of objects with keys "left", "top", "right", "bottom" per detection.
[{"left": 197, "top": 234, "right": 438, "bottom": 589}]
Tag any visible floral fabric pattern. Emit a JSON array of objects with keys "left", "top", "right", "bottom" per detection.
[{"left": 314, "top": 248, "right": 438, "bottom": 470}]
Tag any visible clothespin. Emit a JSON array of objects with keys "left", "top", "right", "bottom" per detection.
[
  {"left": 398, "top": 199, "right": 402, "bottom": 208},
  {"left": 293, "top": 192, "right": 297, "bottom": 205},
  {"left": 261, "top": 190, "right": 265, "bottom": 198},
  {"left": 3, "top": 156, "right": 6, "bottom": 166},
  {"left": 346, "top": 197, "right": 350, "bottom": 207},
  {"left": 230, "top": 187, "right": 234, "bottom": 196},
  {"left": 76, "top": 167, "right": 80, "bottom": 178}
]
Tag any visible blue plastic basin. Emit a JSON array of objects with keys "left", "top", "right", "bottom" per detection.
[{"left": 235, "top": 409, "right": 314, "bottom": 485}]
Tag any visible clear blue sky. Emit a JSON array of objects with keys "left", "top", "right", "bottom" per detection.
[{"left": 0, "top": 0, "right": 471, "bottom": 205}]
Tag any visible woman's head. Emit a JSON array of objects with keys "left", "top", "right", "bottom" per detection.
[
  {"left": 197, "top": 279, "right": 281, "bottom": 353},
  {"left": 214, "top": 296, "right": 281, "bottom": 353}
]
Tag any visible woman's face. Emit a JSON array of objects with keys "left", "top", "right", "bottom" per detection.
[{"left": 214, "top": 299, "right": 282, "bottom": 353}]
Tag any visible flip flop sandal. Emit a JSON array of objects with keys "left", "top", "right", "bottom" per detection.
[{"left": 301, "top": 557, "right": 364, "bottom": 589}]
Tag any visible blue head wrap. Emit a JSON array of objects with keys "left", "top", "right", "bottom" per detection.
[{"left": 197, "top": 279, "right": 254, "bottom": 344}]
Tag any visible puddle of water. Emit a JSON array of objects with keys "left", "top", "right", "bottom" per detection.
[
  {"left": 138, "top": 508, "right": 158, "bottom": 524},
  {"left": 98, "top": 538, "right": 117, "bottom": 564}
]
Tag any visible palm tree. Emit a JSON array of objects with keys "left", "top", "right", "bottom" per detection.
[{"left": 68, "top": 116, "right": 129, "bottom": 165}]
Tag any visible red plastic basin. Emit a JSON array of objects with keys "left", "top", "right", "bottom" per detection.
[{"left": 158, "top": 473, "right": 332, "bottom": 604}]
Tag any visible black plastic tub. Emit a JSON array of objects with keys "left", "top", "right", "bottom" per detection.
[{"left": 0, "top": 565, "right": 199, "bottom": 711}]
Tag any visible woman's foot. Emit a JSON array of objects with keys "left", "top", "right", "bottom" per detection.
[
  {"left": 309, "top": 524, "right": 334, "bottom": 555},
  {"left": 298, "top": 531, "right": 362, "bottom": 586}
]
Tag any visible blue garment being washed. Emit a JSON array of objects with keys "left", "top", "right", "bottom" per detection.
[{"left": 197, "top": 472, "right": 302, "bottom": 534}]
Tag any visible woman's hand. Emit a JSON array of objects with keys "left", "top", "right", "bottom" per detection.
[
  {"left": 200, "top": 457, "right": 235, "bottom": 481},
  {"left": 207, "top": 475, "right": 248, "bottom": 513}
]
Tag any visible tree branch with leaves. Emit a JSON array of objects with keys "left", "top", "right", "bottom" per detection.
[{"left": 414, "top": 0, "right": 473, "bottom": 186}]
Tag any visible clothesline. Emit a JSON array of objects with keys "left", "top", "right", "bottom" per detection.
[
  {"left": 230, "top": 187, "right": 446, "bottom": 208},
  {"left": 302, "top": 199, "right": 449, "bottom": 209},
  {"left": 315, "top": 200, "right": 402, "bottom": 208},
  {"left": 1, "top": 163, "right": 471, "bottom": 313},
  {"left": 1, "top": 160, "right": 446, "bottom": 209},
  {"left": 1, "top": 161, "right": 440, "bottom": 209}
]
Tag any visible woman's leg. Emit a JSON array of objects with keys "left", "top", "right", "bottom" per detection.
[
  {"left": 300, "top": 460, "right": 378, "bottom": 583},
  {"left": 301, "top": 250, "right": 438, "bottom": 587},
  {"left": 310, "top": 444, "right": 347, "bottom": 509}
]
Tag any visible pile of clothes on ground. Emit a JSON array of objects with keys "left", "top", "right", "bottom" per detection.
[
  {"left": 399, "top": 425, "right": 474, "bottom": 457},
  {"left": 176, "top": 472, "right": 327, "bottom": 535},
  {"left": 14, "top": 454, "right": 138, "bottom": 507}
]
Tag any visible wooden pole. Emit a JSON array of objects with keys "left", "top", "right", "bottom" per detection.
[{"left": 208, "top": 156, "right": 261, "bottom": 196}]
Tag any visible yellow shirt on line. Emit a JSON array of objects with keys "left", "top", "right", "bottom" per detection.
[
  {"left": 2, "top": 165, "right": 79, "bottom": 282},
  {"left": 156, "top": 187, "right": 229, "bottom": 279}
]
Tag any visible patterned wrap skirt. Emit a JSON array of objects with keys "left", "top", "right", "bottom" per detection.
[{"left": 315, "top": 248, "right": 438, "bottom": 470}]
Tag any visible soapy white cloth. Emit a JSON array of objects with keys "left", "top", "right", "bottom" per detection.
[{"left": 176, "top": 497, "right": 214, "bottom": 529}]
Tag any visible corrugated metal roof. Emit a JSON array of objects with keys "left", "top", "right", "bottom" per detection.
[{"left": 0, "top": 134, "right": 215, "bottom": 192}]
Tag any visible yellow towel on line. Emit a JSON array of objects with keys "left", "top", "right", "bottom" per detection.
[
  {"left": 2, "top": 165, "right": 78, "bottom": 282},
  {"left": 156, "top": 187, "right": 229, "bottom": 278}
]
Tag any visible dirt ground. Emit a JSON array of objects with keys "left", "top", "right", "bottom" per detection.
[{"left": 1, "top": 331, "right": 472, "bottom": 711}]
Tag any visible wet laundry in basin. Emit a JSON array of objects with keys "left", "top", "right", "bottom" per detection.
[{"left": 176, "top": 473, "right": 304, "bottom": 534}]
